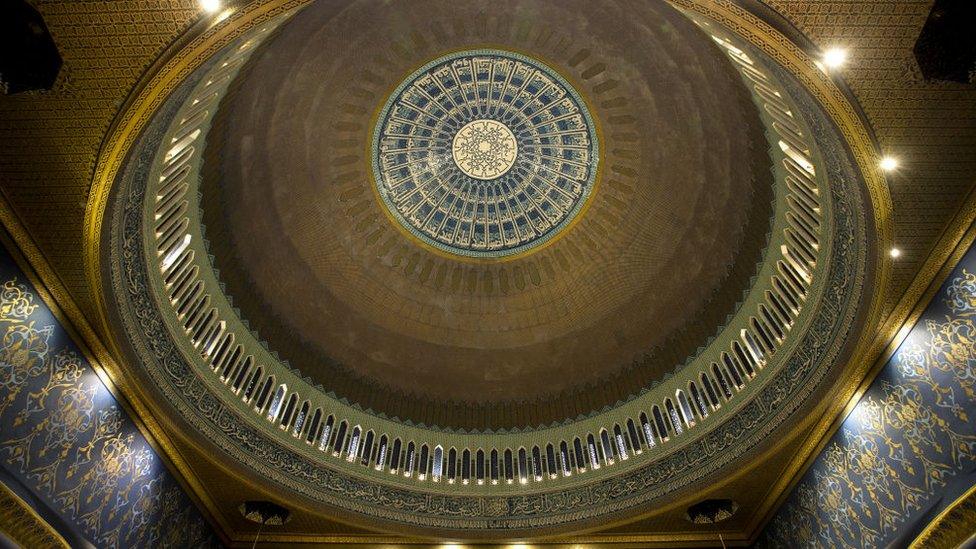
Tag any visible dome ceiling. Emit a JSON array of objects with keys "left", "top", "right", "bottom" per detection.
[
  {"left": 98, "top": 0, "right": 883, "bottom": 538},
  {"left": 199, "top": 0, "right": 774, "bottom": 428}
]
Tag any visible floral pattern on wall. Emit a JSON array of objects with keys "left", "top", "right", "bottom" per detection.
[
  {"left": 0, "top": 247, "right": 217, "bottom": 548},
  {"left": 760, "top": 258, "right": 976, "bottom": 547}
]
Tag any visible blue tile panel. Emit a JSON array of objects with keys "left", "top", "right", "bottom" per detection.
[{"left": 0, "top": 242, "right": 218, "bottom": 547}]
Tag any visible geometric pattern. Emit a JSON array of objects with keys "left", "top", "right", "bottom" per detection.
[{"left": 371, "top": 49, "right": 599, "bottom": 258}]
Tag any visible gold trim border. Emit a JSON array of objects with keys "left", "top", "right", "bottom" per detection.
[
  {"left": 0, "top": 481, "right": 70, "bottom": 549},
  {"left": 911, "top": 483, "right": 976, "bottom": 549}
]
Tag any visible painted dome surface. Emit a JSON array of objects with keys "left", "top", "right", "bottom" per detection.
[{"left": 198, "top": 0, "right": 775, "bottom": 430}]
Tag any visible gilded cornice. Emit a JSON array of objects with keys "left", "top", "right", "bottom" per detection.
[
  {"left": 911, "top": 483, "right": 976, "bottom": 549},
  {"left": 0, "top": 482, "right": 70, "bottom": 549}
]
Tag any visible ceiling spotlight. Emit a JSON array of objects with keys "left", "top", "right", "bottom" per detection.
[
  {"left": 890, "top": 247, "right": 902, "bottom": 258},
  {"left": 880, "top": 156, "right": 899, "bottom": 171},
  {"left": 822, "top": 47, "right": 848, "bottom": 69},
  {"left": 199, "top": 0, "right": 221, "bottom": 13}
]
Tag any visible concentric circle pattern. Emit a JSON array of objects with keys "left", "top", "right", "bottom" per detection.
[{"left": 371, "top": 50, "right": 599, "bottom": 258}]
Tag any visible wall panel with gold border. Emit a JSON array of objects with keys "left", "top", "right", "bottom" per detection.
[{"left": 0, "top": 228, "right": 218, "bottom": 547}]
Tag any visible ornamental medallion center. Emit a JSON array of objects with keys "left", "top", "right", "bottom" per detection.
[
  {"left": 370, "top": 49, "right": 599, "bottom": 258},
  {"left": 451, "top": 119, "right": 518, "bottom": 180}
]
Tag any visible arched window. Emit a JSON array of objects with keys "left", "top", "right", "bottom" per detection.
[
  {"left": 626, "top": 419, "right": 642, "bottom": 453},
  {"left": 346, "top": 426, "right": 361, "bottom": 462},
  {"left": 432, "top": 445, "right": 444, "bottom": 482},
  {"left": 476, "top": 449, "right": 486, "bottom": 484},
  {"left": 586, "top": 434, "right": 599, "bottom": 470},
  {"left": 733, "top": 341, "right": 756, "bottom": 376},
  {"left": 305, "top": 409, "right": 322, "bottom": 444},
  {"left": 701, "top": 372, "right": 721, "bottom": 408},
  {"left": 418, "top": 444, "right": 429, "bottom": 480},
  {"left": 752, "top": 317, "right": 776, "bottom": 353},
  {"left": 639, "top": 412, "right": 656, "bottom": 447},
  {"left": 600, "top": 429, "right": 615, "bottom": 463},
  {"left": 490, "top": 449, "right": 499, "bottom": 484},
  {"left": 712, "top": 363, "right": 734, "bottom": 399},
  {"left": 318, "top": 416, "right": 335, "bottom": 452},
  {"left": 404, "top": 442, "right": 416, "bottom": 477},
  {"left": 331, "top": 421, "right": 348, "bottom": 456},
  {"left": 390, "top": 438, "right": 402, "bottom": 473},
  {"left": 254, "top": 376, "right": 275, "bottom": 414},
  {"left": 689, "top": 382, "right": 709, "bottom": 419},
  {"left": 266, "top": 385, "right": 287, "bottom": 422},
  {"left": 722, "top": 352, "right": 745, "bottom": 388},
  {"left": 447, "top": 447, "right": 457, "bottom": 483},
  {"left": 559, "top": 441, "right": 571, "bottom": 476},
  {"left": 573, "top": 438, "right": 586, "bottom": 472},
  {"left": 530, "top": 446, "right": 542, "bottom": 481},
  {"left": 375, "top": 435, "right": 388, "bottom": 471},
  {"left": 652, "top": 406, "right": 670, "bottom": 441},
  {"left": 231, "top": 356, "right": 254, "bottom": 393},
  {"left": 613, "top": 424, "right": 628, "bottom": 460},
  {"left": 518, "top": 448, "right": 528, "bottom": 484},
  {"left": 360, "top": 430, "right": 374, "bottom": 466},
  {"left": 665, "top": 399, "right": 684, "bottom": 434}
]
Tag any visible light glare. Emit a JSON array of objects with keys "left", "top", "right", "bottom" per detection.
[
  {"left": 890, "top": 247, "right": 902, "bottom": 258},
  {"left": 823, "top": 47, "right": 847, "bottom": 68},
  {"left": 200, "top": 0, "right": 220, "bottom": 12},
  {"left": 880, "top": 156, "right": 899, "bottom": 171}
]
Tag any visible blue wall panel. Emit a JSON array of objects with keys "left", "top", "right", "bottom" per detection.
[
  {"left": 0, "top": 241, "right": 217, "bottom": 547},
  {"left": 760, "top": 244, "right": 976, "bottom": 547}
]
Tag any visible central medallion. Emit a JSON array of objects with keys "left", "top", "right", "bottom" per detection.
[
  {"left": 451, "top": 119, "right": 518, "bottom": 180},
  {"left": 371, "top": 49, "right": 599, "bottom": 258}
]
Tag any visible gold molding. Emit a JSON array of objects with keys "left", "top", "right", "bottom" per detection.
[
  {"left": 0, "top": 481, "right": 70, "bottom": 549},
  {"left": 911, "top": 483, "right": 976, "bottom": 549}
]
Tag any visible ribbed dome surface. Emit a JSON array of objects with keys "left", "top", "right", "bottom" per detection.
[{"left": 199, "top": 0, "right": 775, "bottom": 430}]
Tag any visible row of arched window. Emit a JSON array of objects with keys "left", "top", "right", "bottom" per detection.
[{"left": 151, "top": 20, "right": 823, "bottom": 490}]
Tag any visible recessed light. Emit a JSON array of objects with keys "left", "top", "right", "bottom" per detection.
[
  {"left": 880, "top": 156, "right": 899, "bottom": 171},
  {"left": 890, "top": 247, "right": 902, "bottom": 258},
  {"left": 822, "top": 47, "right": 848, "bottom": 69},
  {"left": 200, "top": 0, "right": 220, "bottom": 13}
]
